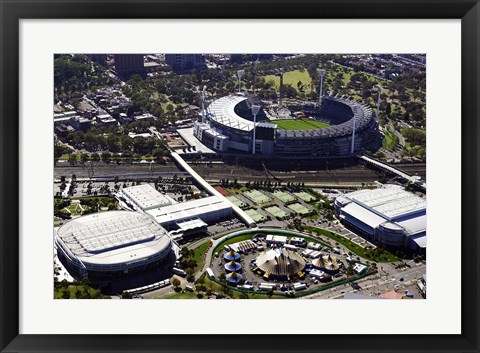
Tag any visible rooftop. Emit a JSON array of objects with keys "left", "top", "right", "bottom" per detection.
[
  {"left": 122, "top": 184, "right": 173, "bottom": 210},
  {"left": 55, "top": 211, "right": 171, "bottom": 266},
  {"left": 208, "top": 95, "right": 254, "bottom": 132},
  {"left": 344, "top": 184, "right": 426, "bottom": 220},
  {"left": 146, "top": 195, "right": 232, "bottom": 225}
]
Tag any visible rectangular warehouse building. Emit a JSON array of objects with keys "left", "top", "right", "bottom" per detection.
[
  {"left": 121, "top": 184, "right": 174, "bottom": 211},
  {"left": 146, "top": 195, "right": 232, "bottom": 229},
  {"left": 334, "top": 184, "right": 426, "bottom": 252}
]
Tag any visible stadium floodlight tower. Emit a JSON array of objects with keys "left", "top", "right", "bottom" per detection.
[
  {"left": 201, "top": 85, "right": 207, "bottom": 123},
  {"left": 237, "top": 69, "right": 245, "bottom": 94},
  {"left": 375, "top": 84, "right": 382, "bottom": 122},
  {"left": 318, "top": 69, "right": 326, "bottom": 105},
  {"left": 251, "top": 104, "right": 261, "bottom": 155},
  {"left": 351, "top": 109, "right": 357, "bottom": 155}
]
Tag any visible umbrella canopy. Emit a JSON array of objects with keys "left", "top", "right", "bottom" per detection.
[
  {"left": 224, "top": 260, "right": 242, "bottom": 273},
  {"left": 224, "top": 250, "right": 240, "bottom": 261},
  {"left": 226, "top": 271, "right": 243, "bottom": 283}
]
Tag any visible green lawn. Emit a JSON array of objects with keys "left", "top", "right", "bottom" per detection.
[
  {"left": 304, "top": 226, "right": 400, "bottom": 263},
  {"left": 155, "top": 291, "right": 198, "bottom": 299},
  {"left": 54, "top": 284, "right": 110, "bottom": 299},
  {"left": 216, "top": 233, "right": 256, "bottom": 249},
  {"left": 263, "top": 69, "right": 312, "bottom": 93},
  {"left": 382, "top": 131, "right": 399, "bottom": 151},
  {"left": 192, "top": 241, "right": 211, "bottom": 272},
  {"left": 273, "top": 119, "right": 330, "bottom": 130}
]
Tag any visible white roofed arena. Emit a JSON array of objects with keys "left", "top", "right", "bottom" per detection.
[
  {"left": 55, "top": 211, "right": 173, "bottom": 280},
  {"left": 334, "top": 184, "right": 426, "bottom": 252}
]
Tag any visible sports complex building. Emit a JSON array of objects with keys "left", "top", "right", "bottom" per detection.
[
  {"left": 55, "top": 211, "right": 173, "bottom": 280},
  {"left": 193, "top": 93, "right": 378, "bottom": 157},
  {"left": 334, "top": 184, "right": 426, "bottom": 252},
  {"left": 56, "top": 184, "right": 234, "bottom": 281}
]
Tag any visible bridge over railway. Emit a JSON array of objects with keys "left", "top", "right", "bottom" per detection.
[{"left": 359, "top": 155, "right": 426, "bottom": 190}]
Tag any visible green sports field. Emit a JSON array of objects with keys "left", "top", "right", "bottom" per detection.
[
  {"left": 273, "top": 119, "right": 330, "bottom": 130},
  {"left": 263, "top": 69, "right": 312, "bottom": 93}
]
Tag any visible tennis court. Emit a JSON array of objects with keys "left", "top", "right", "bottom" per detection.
[
  {"left": 243, "top": 189, "right": 272, "bottom": 205},
  {"left": 287, "top": 203, "right": 311, "bottom": 216},
  {"left": 226, "top": 195, "right": 247, "bottom": 209},
  {"left": 264, "top": 205, "right": 288, "bottom": 219},
  {"left": 293, "top": 191, "right": 317, "bottom": 202},
  {"left": 244, "top": 208, "right": 267, "bottom": 222},
  {"left": 272, "top": 190, "right": 296, "bottom": 203}
]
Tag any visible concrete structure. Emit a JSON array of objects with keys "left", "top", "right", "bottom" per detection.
[
  {"left": 170, "top": 152, "right": 256, "bottom": 226},
  {"left": 165, "top": 54, "right": 206, "bottom": 72},
  {"left": 359, "top": 155, "right": 426, "bottom": 189},
  {"left": 121, "top": 184, "right": 173, "bottom": 211},
  {"left": 193, "top": 93, "right": 378, "bottom": 157},
  {"left": 146, "top": 195, "right": 232, "bottom": 229},
  {"left": 334, "top": 184, "right": 426, "bottom": 251},
  {"left": 114, "top": 54, "right": 145, "bottom": 76},
  {"left": 55, "top": 211, "right": 172, "bottom": 280}
]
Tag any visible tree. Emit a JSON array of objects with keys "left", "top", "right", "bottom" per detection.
[
  {"left": 171, "top": 277, "right": 181, "bottom": 288},
  {"left": 80, "top": 153, "right": 89, "bottom": 163},
  {"left": 68, "top": 153, "right": 77, "bottom": 165},
  {"left": 121, "top": 291, "right": 133, "bottom": 299},
  {"left": 101, "top": 151, "right": 111, "bottom": 163},
  {"left": 91, "top": 152, "right": 100, "bottom": 162},
  {"left": 62, "top": 288, "right": 71, "bottom": 299}
]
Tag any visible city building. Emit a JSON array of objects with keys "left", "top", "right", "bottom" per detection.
[
  {"left": 114, "top": 54, "right": 146, "bottom": 76},
  {"left": 55, "top": 211, "right": 173, "bottom": 281},
  {"left": 70, "top": 116, "right": 92, "bottom": 131},
  {"left": 165, "top": 54, "right": 206, "bottom": 72},
  {"left": 334, "top": 184, "right": 426, "bottom": 251}
]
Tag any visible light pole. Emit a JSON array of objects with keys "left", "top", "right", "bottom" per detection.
[
  {"left": 351, "top": 110, "right": 356, "bottom": 155},
  {"left": 237, "top": 70, "right": 245, "bottom": 94},
  {"left": 201, "top": 85, "right": 207, "bottom": 123},
  {"left": 375, "top": 85, "right": 382, "bottom": 122},
  {"left": 251, "top": 104, "right": 261, "bottom": 155},
  {"left": 318, "top": 69, "right": 326, "bottom": 105}
]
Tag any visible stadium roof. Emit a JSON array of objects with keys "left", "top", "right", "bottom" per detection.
[
  {"left": 55, "top": 211, "right": 171, "bottom": 267},
  {"left": 344, "top": 184, "right": 426, "bottom": 220},
  {"left": 208, "top": 95, "right": 254, "bottom": 132},
  {"left": 341, "top": 202, "right": 386, "bottom": 230},
  {"left": 145, "top": 195, "right": 232, "bottom": 225},
  {"left": 277, "top": 96, "right": 374, "bottom": 138},
  {"left": 122, "top": 184, "right": 173, "bottom": 210}
]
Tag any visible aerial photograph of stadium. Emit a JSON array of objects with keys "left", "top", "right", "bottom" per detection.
[{"left": 53, "top": 53, "right": 426, "bottom": 299}]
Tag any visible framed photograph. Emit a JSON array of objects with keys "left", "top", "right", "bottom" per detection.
[{"left": 1, "top": 0, "right": 479, "bottom": 352}]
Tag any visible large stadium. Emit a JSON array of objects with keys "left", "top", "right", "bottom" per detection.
[
  {"left": 193, "top": 91, "right": 378, "bottom": 157},
  {"left": 55, "top": 211, "right": 173, "bottom": 280}
]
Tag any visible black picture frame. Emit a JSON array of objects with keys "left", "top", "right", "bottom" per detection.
[{"left": 1, "top": 1, "right": 479, "bottom": 352}]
